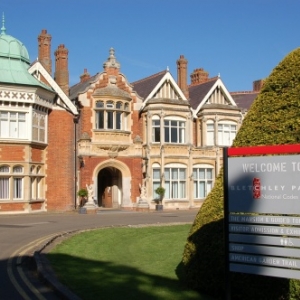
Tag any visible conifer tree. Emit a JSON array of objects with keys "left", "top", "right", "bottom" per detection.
[{"left": 180, "top": 47, "right": 300, "bottom": 299}]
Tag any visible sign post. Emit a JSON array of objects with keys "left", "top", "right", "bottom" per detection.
[{"left": 224, "top": 144, "right": 300, "bottom": 299}]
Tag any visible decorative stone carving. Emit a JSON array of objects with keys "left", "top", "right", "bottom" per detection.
[
  {"left": 80, "top": 132, "right": 91, "bottom": 141},
  {"left": 133, "top": 135, "right": 143, "bottom": 144}
]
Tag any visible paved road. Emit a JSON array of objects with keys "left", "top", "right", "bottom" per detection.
[{"left": 0, "top": 209, "right": 198, "bottom": 299}]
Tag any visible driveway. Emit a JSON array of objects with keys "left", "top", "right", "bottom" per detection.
[{"left": 0, "top": 209, "right": 198, "bottom": 299}]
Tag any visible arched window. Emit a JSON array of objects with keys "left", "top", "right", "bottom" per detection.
[
  {"left": 13, "top": 166, "right": 23, "bottom": 199},
  {"left": 0, "top": 165, "right": 9, "bottom": 199},
  {"left": 192, "top": 164, "right": 214, "bottom": 199},
  {"left": 164, "top": 163, "right": 187, "bottom": 199}
]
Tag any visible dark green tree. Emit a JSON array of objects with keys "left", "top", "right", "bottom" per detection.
[{"left": 180, "top": 47, "right": 300, "bottom": 299}]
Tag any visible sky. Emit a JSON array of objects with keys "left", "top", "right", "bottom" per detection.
[{"left": 1, "top": 0, "right": 300, "bottom": 92}]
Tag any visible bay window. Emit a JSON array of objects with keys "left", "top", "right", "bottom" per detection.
[
  {"left": 0, "top": 111, "right": 27, "bottom": 139},
  {"left": 218, "top": 122, "right": 237, "bottom": 146},
  {"left": 164, "top": 119, "right": 185, "bottom": 143},
  {"left": 95, "top": 100, "right": 129, "bottom": 130}
]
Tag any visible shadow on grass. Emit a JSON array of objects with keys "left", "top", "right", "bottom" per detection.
[
  {"left": 47, "top": 253, "right": 211, "bottom": 300},
  {"left": 176, "top": 218, "right": 292, "bottom": 300}
]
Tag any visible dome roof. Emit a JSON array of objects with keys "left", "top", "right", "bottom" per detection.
[
  {"left": 0, "top": 16, "right": 52, "bottom": 89},
  {"left": 0, "top": 32, "right": 30, "bottom": 63}
]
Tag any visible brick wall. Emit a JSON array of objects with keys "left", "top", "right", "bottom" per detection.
[
  {"left": 0, "top": 145, "right": 25, "bottom": 161},
  {"left": 46, "top": 109, "right": 75, "bottom": 211},
  {"left": 31, "top": 146, "right": 44, "bottom": 163}
]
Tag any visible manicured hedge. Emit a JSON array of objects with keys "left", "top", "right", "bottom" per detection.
[{"left": 180, "top": 47, "right": 300, "bottom": 299}]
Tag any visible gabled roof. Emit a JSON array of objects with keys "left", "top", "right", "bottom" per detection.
[
  {"left": 69, "top": 73, "right": 99, "bottom": 100},
  {"left": 132, "top": 70, "right": 188, "bottom": 114},
  {"left": 231, "top": 91, "right": 258, "bottom": 111},
  {"left": 189, "top": 77, "right": 238, "bottom": 117},
  {"left": 131, "top": 70, "right": 167, "bottom": 99},
  {"left": 189, "top": 79, "right": 218, "bottom": 109},
  {"left": 28, "top": 61, "right": 78, "bottom": 115}
]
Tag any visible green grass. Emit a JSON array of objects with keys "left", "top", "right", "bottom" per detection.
[{"left": 47, "top": 224, "right": 214, "bottom": 300}]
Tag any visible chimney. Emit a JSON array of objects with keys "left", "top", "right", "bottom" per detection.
[
  {"left": 190, "top": 68, "right": 209, "bottom": 85},
  {"left": 176, "top": 55, "right": 189, "bottom": 99},
  {"left": 253, "top": 79, "right": 264, "bottom": 92},
  {"left": 38, "top": 29, "right": 52, "bottom": 75},
  {"left": 54, "top": 44, "right": 69, "bottom": 96},
  {"left": 80, "top": 68, "right": 91, "bottom": 83}
]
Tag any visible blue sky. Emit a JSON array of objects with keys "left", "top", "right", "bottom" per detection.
[{"left": 2, "top": 0, "right": 300, "bottom": 92}]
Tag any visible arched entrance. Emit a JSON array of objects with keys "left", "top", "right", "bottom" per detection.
[{"left": 97, "top": 167, "right": 122, "bottom": 208}]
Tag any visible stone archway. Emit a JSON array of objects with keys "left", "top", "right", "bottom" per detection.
[
  {"left": 97, "top": 167, "right": 122, "bottom": 208},
  {"left": 94, "top": 160, "right": 132, "bottom": 209}
]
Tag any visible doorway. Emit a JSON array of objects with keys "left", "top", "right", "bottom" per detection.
[{"left": 97, "top": 167, "right": 122, "bottom": 208}]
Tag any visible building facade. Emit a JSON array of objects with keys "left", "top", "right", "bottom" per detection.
[{"left": 0, "top": 26, "right": 260, "bottom": 214}]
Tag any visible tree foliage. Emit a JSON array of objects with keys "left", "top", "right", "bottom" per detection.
[{"left": 180, "top": 47, "right": 300, "bottom": 299}]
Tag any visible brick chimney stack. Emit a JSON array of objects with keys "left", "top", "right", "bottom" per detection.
[
  {"left": 54, "top": 44, "right": 69, "bottom": 96},
  {"left": 38, "top": 29, "right": 52, "bottom": 76},
  {"left": 177, "top": 55, "right": 189, "bottom": 99},
  {"left": 253, "top": 79, "right": 264, "bottom": 92},
  {"left": 190, "top": 68, "right": 209, "bottom": 85},
  {"left": 80, "top": 68, "right": 91, "bottom": 82}
]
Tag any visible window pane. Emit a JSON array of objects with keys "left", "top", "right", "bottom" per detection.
[
  {"left": 179, "top": 181, "right": 186, "bottom": 198},
  {"left": 171, "top": 168, "right": 178, "bottom": 179},
  {"left": 199, "top": 169, "right": 205, "bottom": 179},
  {"left": 13, "top": 178, "right": 22, "bottom": 199},
  {"left": 0, "top": 178, "right": 9, "bottom": 199},
  {"left": 96, "top": 101, "right": 104, "bottom": 108},
  {"left": 116, "top": 112, "right": 122, "bottom": 129},
  {"left": 199, "top": 182, "right": 205, "bottom": 198},
  {"left": 193, "top": 181, "right": 198, "bottom": 198},
  {"left": 164, "top": 169, "right": 170, "bottom": 180},
  {"left": 179, "top": 168, "right": 185, "bottom": 180},
  {"left": 153, "top": 169, "right": 160, "bottom": 180},
  {"left": 0, "top": 166, "right": 9, "bottom": 173},
  {"left": 116, "top": 102, "right": 122, "bottom": 109},
  {"left": 172, "top": 182, "right": 178, "bottom": 198},
  {"left": 164, "top": 126, "right": 169, "bottom": 142},
  {"left": 107, "top": 111, "right": 114, "bottom": 129},
  {"left": 193, "top": 167, "right": 214, "bottom": 199},
  {"left": 0, "top": 119, "right": 8, "bottom": 137},
  {"left": 96, "top": 111, "right": 104, "bottom": 129},
  {"left": 13, "top": 166, "right": 23, "bottom": 173},
  {"left": 207, "top": 169, "right": 213, "bottom": 179},
  {"left": 171, "top": 127, "right": 177, "bottom": 143},
  {"left": 10, "top": 120, "right": 17, "bottom": 138},
  {"left": 165, "top": 181, "right": 170, "bottom": 199}
]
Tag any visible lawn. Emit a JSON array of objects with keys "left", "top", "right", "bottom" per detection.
[{"left": 47, "top": 224, "right": 213, "bottom": 300}]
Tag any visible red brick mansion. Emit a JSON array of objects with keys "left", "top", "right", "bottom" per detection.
[{"left": 0, "top": 25, "right": 261, "bottom": 214}]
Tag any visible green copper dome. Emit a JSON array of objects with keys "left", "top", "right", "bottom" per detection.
[
  {"left": 0, "top": 32, "right": 30, "bottom": 63},
  {"left": 0, "top": 15, "right": 51, "bottom": 89}
]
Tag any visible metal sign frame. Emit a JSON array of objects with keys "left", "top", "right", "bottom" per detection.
[{"left": 223, "top": 144, "right": 300, "bottom": 300}]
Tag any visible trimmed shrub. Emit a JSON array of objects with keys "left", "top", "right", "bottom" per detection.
[{"left": 180, "top": 47, "right": 300, "bottom": 299}]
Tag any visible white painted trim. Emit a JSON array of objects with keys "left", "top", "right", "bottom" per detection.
[
  {"left": 192, "top": 78, "right": 237, "bottom": 118},
  {"left": 28, "top": 62, "right": 78, "bottom": 115},
  {"left": 140, "top": 72, "right": 188, "bottom": 111},
  {"left": 147, "top": 72, "right": 187, "bottom": 101}
]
